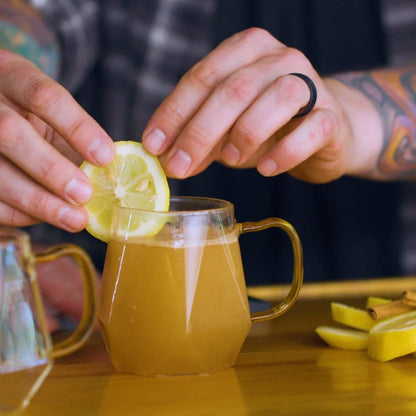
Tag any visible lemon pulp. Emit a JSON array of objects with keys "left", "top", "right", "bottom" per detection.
[{"left": 367, "top": 311, "right": 416, "bottom": 362}]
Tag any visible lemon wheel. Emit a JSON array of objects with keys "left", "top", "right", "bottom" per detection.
[{"left": 80, "top": 141, "right": 170, "bottom": 242}]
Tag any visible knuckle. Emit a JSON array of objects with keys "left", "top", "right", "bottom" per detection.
[
  {"left": 163, "top": 98, "right": 187, "bottom": 126},
  {"left": 185, "top": 123, "right": 213, "bottom": 151},
  {"left": 221, "top": 73, "right": 257, "bottom": 102},
  {"left": 186, "top": 60, "right": 218, "bottom": 91},
  {"left": 275, "top": 75, "right": 309, "bottom": 106},
  {"left": 0, "top": 205, "right": 34, "bottom": 227},
  {"left": 237, "top": 27, "right": 276, "bottom": 48},
  {"left": 284, "top": 47, "right": 308, "bottom": 65},
  {"left": 26, "top": 189, "right": 50, "bottom": 218},
  {"left": 0, "top": 50, "right": 22, "bottom": 76},
  {"left": 37, "top": 157, "right": 60, "bottom": 183},
  {"left": 0, "top": 111, "right": 22, "bottom": 150},
  {"left": 24, "top": 77, "right": 61, "bottom": 113},
  {"left": 314, "top": 110, "right": 336, "bottom": 141},
  {"left": 234, "top": 123, "right": 259, "bottom": 148},
  {"left": 65, "top": 118, "right": 87, "bottom": 141}
]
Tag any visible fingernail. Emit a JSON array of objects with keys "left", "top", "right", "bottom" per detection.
[
  {"left": 88, "top": 139, "right": 115, "bottom": 165},
  {"left": 167, "top": 149, "right": 192, "bottom": 177},
  {"left": 142, "top": 128, "right": 166, "bottom": 154},
  {"left": 258, "top": 158, "right": 278, "bottom": 176},
  {"left": 65, "top": 178, "right": 93, "bottom": 205},
  {"left": 222, "top": 143, "right": 241, "bottom": 165},
  {"left": 58, "top": 206, "right": 87, "bottom": 231}
]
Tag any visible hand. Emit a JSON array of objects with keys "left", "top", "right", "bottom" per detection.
[
  {"left": 35, "top": 254, "right": 101, "bottom": 332},
  {"left": 0, "top": 50, "right": 115, "bottom": 231},
  {"left": 142, "top": 28, "right": 356, "bottom": 184}
]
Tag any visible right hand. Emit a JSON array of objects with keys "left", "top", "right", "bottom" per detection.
[
  {"left": 0, "top": 50, "right": 115, "bottom": 232},
  {"left": 142, "top": 28, "right": 379, "bottom": 184}
]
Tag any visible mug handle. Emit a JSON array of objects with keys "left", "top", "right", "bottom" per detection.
[
  {"left": 33, "top": 244, "right": 97, "bottom": 358},
  {"left": 238, "top": 218, "right": 303, "bottom": 323}
]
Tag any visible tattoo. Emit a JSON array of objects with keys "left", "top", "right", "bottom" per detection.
[
  {"left": 0, "top": 0, "right": 58, "bottom": 77},
  {"left": 335, "top": 67, "right": 416, "bottom": 179}
]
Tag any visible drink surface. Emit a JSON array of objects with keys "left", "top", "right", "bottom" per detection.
[{"left": 99, "top": 233, "right": 251, "bottom": 376}]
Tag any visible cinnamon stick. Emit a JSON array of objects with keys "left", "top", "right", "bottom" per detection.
[
  {"left": 402, "top": 290, "right": 416, "bottom": 305},
  {"left": 367, "top": 299, "right": 415, "bottom": 320}
]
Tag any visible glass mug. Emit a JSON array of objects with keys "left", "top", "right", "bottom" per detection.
[
  {"left": 99, "top": 196, "right": 303, "bottom": 376},
  {"left": 0, "top": 227, "right": 97, "bottom": 415}
]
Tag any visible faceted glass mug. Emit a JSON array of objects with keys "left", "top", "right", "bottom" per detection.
[
  {"left": 99, "top": 196, "right": 303, "bottom": 376},
  {"left": 0, "top": 227, "right": 97, "bottom": 415}
]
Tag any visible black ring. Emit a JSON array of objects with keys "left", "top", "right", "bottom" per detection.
[{"left": 290, "top": 73, "right": 317, "bottom": 118}]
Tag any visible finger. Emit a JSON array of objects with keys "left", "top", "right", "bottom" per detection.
[
  {"left": 142, "top": 28, "right": 282, "bottom": 156},
  {"left": 222, "top": 73, "right": 314, "bottom": 166},
  {"left": 45, "top": 315, "right": 61, "bottom": 333},
  {"left": 0, "top": 200, "right": 40, "bottom": 228},
  {"left": 0, "top": 155, "right": 88, "bottom": 231},
  {"left": 0, "top": 103, "right": 93, "bottom": 206},
  {"left": 158, "top": 54, "right": 291, "bottom": 177},
  {"left": 1, "top": 90, "right": 84, "bottom": 164},
  {"left": 36, "top": 257, "right": 85, "bottom": 321},
  {"left": 38, "top": 295, "right": 63, "bottom": 332},
  {"left": 256, "top": 109, "right": 337, "bottom": 180},
  {"left": 0, "top": 50, "right": 115, "bottom": 166}
]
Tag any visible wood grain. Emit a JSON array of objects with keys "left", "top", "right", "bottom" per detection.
[{"left": 21, "top": 278, "right": 416, "bottom": 415}]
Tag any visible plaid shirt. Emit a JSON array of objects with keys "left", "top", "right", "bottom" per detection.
[
  {"left": 28, "top": 0, "right": 216, "bottom": 138},
  {"left": 28, "top": 0, "right": 416, "bottom": 136},
  {"left": 381, "top": 0, "right": 416, "bottom": 66}
]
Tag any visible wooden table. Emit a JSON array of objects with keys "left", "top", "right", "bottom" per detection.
[{"left": 23, "top": 277, "right": 416, "bottom": 416}]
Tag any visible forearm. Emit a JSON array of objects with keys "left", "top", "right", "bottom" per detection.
[
  {"left": 0, "top": 0, "right": 58, "bottom": 77},
  {"left": 327, "top": 65, "right": 416, "bottom": 180}
]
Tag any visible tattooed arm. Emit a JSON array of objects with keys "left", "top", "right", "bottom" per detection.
[
  {"left": 0, "top": 0, "right": 58, "bottom": 76},
  {"left": 327, "top": 66, "right": 416, "bottom": 181}
]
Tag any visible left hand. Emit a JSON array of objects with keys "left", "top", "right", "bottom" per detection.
[
  {"left": 35, "top": 255, "right": 101, "bottom": 332},
  {"left": 142, "top": 28, "right": 354, "bottom": 184}
]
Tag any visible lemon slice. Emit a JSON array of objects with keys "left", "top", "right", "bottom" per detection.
[
  {"left": 80, "top": 141, "right": 170, "bottom": 242},
  {"left": 316, "top": 326, "right": 368, "bottom": 350},
  {"left": 367, "top": 311, "right": 416, "bottom": 362},
  {"left": 331, "top": 302, "right": 375, "bottom": 331}
]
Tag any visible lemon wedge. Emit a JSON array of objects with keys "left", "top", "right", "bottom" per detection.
[
  {"left": 331, "top": 302, "right": 375, "bottom": 331},
  {"left": 80, "top": 141, "right": 170, "bottom": 242},
  {"left": 316, "top": 326, "right": 368, "bottom": 350},
  {"left": 366, "top": 296, "right": 391, "bottom": 308},
  {"left": 367, "top": 311, "right": 416, "bottom": 362}
]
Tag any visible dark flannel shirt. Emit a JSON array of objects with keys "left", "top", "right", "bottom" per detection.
[
  {"left": 28, "top": 0, "right": 216, "bottom": 137},
  {"left": 27, "top": 0, "right": 416, "bottom": 140}
]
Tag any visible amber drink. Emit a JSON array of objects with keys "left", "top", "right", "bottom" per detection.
[{"left": 99, "top": 232, "right": 251, "bottom": 376}]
